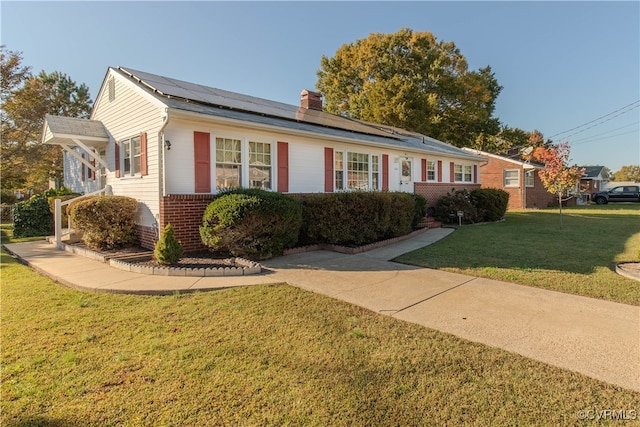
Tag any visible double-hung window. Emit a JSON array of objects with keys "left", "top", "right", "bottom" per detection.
[
  {"left": 121, "top": 135, "right": 141, "bottom": 176},
  {"left": 427, "top": 161, "right": 436, "bottom": 181},
  {"left": 454, "top": 163, "right": 473, "bottom": 183},
  {"left": 525, "top": 170, "right": 534, "bottom": 187},
  {"left": 248, "top": 141, "right": 272, "bottom": 190},
  {"left": 215, "top": 137, "right": 242, "bottom": 189},
  {"left": 504, "top": 169, "right": 520, "bottom": 187}
]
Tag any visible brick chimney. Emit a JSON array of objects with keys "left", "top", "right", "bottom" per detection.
[{"left": 300, "top": 90, "right": 323, "bottom": 111}]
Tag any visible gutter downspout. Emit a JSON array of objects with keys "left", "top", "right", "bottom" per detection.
[
  {"left": 157, "top": 108, "right": 170, "bottom": 233},
  {"left": 159, "top": 107, "right": 170, "bottom": 197}
]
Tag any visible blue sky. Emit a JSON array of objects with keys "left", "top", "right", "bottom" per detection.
[{"left": 2, "top": 1, "right": 638, "bottom": 172}]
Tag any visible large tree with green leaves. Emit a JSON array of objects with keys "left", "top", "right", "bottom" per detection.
[
  {"left": 316, "top": 28, "right": 503, "bottom": 147},
  {"left": 1, "top": 46, "right": 92, "bottom": 193},
  {"left": 612, "top": 165, "right": 640, "bottom": 182}
]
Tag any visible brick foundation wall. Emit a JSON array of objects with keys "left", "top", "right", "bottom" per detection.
[
  {"left": 414, "top": 183, "right": 481, "bottom": 207},
  {"left": 136, "top": 224, "right": 159, "bottom": 250},
  {"left": 160, "top": 194, "right": 216, "bottom": 253}
]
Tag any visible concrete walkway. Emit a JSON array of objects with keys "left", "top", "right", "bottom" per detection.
[{"left": 3, "top": 228, "right": 639, "bottom": 392}]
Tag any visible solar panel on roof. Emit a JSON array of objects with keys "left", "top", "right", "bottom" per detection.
[{"left": 118, "top": 67, "right": 400, "bottom": 140}]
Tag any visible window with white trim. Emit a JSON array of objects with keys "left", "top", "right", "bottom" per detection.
[
  {"left": 427, "top": 160, "right": 436, "bottom": 181},
  {"left": 121, "top": 135, "right": 141, "bottom": 176},
  {"left": 504, "top": 169, "right": 520, "bottom": 187},
  {"left": 248, "top": 141, "right": 271, "bottom": 190},
  {"left": 215, "top": 137, "right": 242, "bottom": 189},
  {"left": 347, "top": 152, "right": 369, "bottom": 190},
  {"left": 454, "top": 163, "right": 473, "bottom": 183},
  {"left": 372, "top": 155, "right": 379, "bottom": 189},
  {"left": 335, "top": 151, "right": 344, "bottom": 190},
  {"left": 335, "top": 151, "right": 379, "bottom": 191},
  {"left": 525, "top": 170, "right": 534, "bottom": 187}
]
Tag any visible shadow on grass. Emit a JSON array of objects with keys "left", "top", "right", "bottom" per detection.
[{"left": 395, "top": 208, "right": 640, "bottom": 276}]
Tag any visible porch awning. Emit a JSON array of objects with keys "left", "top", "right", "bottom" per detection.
[{"left": 42, "top": 114, "right": 110, "bottom": 170}]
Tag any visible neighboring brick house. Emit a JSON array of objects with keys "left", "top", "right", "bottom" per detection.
[
  {"left": 43, "top": 66, "right": 483, "bottom": 251},
  {"left": 462, "top": 148, "right": 556, "bottom": 210},
  {"left": 579, "top": 166, "right": 609, "bottom": 202}
]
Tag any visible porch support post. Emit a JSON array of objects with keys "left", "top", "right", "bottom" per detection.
[
  {"left": 54, "top": 198, "right": 62, "bottom": 247},
  {"left": 60, "top": 143, "right": 96, "bottom": 171},
  {"left": 71, "top": 138, "right": 109, "bottom": 169}
]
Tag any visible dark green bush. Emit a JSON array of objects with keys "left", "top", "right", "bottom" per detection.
[
  {"left": 471, "top": 188, "right": 509, "bottom": 222},
  {"left": 200, "top": 189, "right": 302, "bottom": 260},
  {"left": 154, "top": 224, "right": 183, "bottom": 265},
  {"left": 409, "top": 193, "right": 428, "bottom": 228},
  {"left": 13, "top": 193, "right": 54, "bottom": 238},
  {"left": 1, "top": 190, "right": 18, "bottom": 205},
  {"left": 299, "top": 191, "right": 418, "bottom": 247},
  {"left": 434, "top": 189, "right": 479, "bottom": 224},
  {"left": 68, "top": 196, "right": 138, "bottom": 250}
]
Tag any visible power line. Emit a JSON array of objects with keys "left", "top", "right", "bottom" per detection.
[
  {"left": 548, "top": 100, "right": 640, "bottom": 139},
  {"left": 572, "top": 129, "right": 639, "bottom": 145},
  {"left": 570, "top": 121, "right": 639, "bottom": 143}
]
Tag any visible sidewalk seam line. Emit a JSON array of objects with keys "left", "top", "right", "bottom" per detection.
[{"left": 393, "top": 277, "right": 478, "bottom": 314}]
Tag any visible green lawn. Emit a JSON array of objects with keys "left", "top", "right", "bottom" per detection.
[
  {"left": 2, "top": 248, "right": 639, "bottom": 425},
  {"left": 396, "top": 204, "right": 640, "bottom": 305}
]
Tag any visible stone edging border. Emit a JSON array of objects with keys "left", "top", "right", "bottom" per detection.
[{"left": 52, "top": 240, "right": 261, "bottom": 277}]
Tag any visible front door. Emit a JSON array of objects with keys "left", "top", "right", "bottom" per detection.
[{"left": 399, "top": 158, "right": 413, "bottom": 193}]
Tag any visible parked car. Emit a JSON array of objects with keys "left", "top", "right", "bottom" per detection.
[{"left": 592, "top": 185, "right": 640, "bottom": 204}]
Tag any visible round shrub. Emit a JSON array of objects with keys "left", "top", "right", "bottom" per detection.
[
  {"left": 154, "top": 224, "right": 183, "bottom": 265},
  {"left": 434, "top": 189, "right": 479, "bottom": 224},
  {"left": 200, "top": 189, "right": 302, "bottom": 260},
  {"left": 471, "top": 188, "right": 509, "bottom": 222},
  {"left": 68, "top": 195, "right": 138, "bottom": 250}
]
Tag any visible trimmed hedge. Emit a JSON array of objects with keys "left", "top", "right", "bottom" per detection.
[
  {"left": 13, "top": 194, "right": 54, "bottom": 238},
  {"left": 299, "top": 191, "right": 421, "bottom": 247},
  {"left": 434, "top": 188, "right": 509, "bottom": 224},
  {"left": 200, "top": 189, "right": 302, "bottom": 260},
  {"left": 68, "top": 196, "right": 138, "bottom": 250}
]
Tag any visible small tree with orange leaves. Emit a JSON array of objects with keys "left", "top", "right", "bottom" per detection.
[{"left": 531, "top": 142, "right": 584, "bottom": 228}]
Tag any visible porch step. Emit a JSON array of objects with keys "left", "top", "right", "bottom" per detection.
[{"left": 417, "top": 216, "right": 442, "bottom": 229}]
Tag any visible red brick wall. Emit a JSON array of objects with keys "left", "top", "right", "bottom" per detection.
[
  {"left": 136, "top": 225, "right": 158, "bottom": 250},
  {"left": 160, "top": 194, "right": 216, "bottom": 253},
  {"left": 476, "top": 155, "right": 556, "bottom": 209},
  {"left": 413, "top": 183, "right": 481, "bottom": 208}
]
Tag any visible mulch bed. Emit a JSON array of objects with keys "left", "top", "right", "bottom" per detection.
[{"left": 69, "top": 242, "right": 238, "bottom": 269}]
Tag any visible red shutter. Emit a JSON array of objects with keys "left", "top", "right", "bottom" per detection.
[
  {"left": 324, "top": 147, "right": 334, "bottom": 192},
  {"left": 115, "top": 141, "right": 121, "bottom": 178},
  {"left": 474, "top": 165, "right": 478, "bottom": 183},
  {"left": 450, "top": 162, "right": 455, "bottom": 183},
  {"left": 81, "top": 154, "right": 86, "bottom": 181},
  {"left": 382, "top": 154, "right": 389, "bottom": 191},
  {"left": 277, "top": 141, "right": 289, "bottom": 193},
  {"left": 194, "top": 132, "right": 211, "bottom": 193},
  {"left": 421, "top": 158, "right": 427, "bottom": 182},
  {"left": 437, "top": 160, "right": 442, "bottom": 183},
  {"left": 140, "top": 132, "right": 148, "bottom": 176}
]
